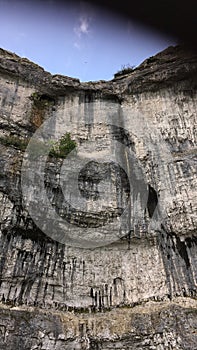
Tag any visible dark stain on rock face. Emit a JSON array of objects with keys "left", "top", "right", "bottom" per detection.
[
  {"left": 44, "top": 125, "right": 139, "bottom": 229},
  {"left": 160, "top": 225, "right": 192, "bottom": 269},
  {"left": 158, "top": 225, "right": 197, "bottom": 299},
  {"left": 2, "top": 225, "right": 53, "bottom": 245},
  {"left": 78, "top": 160, "right": 130, "bottom": 201},
  {"left": 109, "top": 125, "right": 135, "bottom": 151}
]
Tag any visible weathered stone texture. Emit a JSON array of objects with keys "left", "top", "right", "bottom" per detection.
[
  {"left": 0, "top": 299, "right": 196, "bottom": 349},
  {"left": 0, "top": 45, "right": 196, "bottom": 349}
]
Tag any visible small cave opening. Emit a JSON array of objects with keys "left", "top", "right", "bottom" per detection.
[
  {"left": 39, "top": 94, "right": 55, "bottom": 103},
  {"left": 30, "top": 92, "right": 56, "bottom": 106},
  {"left": 147, "top": 184, "right": 158, "bottom": 218}
]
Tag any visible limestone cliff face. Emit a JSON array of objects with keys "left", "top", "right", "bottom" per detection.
[{"left": 0, "top": 45, "right": 196, "bottom": 349}]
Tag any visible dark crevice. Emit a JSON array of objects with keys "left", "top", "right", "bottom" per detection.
[
  {"left": 158, "top": 225, "right": 197, "bottom": 299},
  {"left": 176, "top": 236, "right": 190, "bottom": 269},
  {"left": 147, "top": 184, "right": 158, "bottom": 218}
]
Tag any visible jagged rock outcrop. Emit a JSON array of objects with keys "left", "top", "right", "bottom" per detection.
[{"left": 0, "top": 45, "right": 196, "bottom": 349}]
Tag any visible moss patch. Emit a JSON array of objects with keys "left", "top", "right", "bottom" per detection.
[
  {"left": 0, "top": 135, "right": 29, "bottom": 150},
  {"left": 0, "top": 133, "right": 76, "bottom": 159}
]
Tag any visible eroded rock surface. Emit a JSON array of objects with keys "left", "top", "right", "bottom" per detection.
[{"left": 0, "top": 45, "right": 196, "bottom": 349}]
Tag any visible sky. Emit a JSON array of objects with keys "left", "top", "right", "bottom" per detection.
[{"left": 0, "top": 0, "right": 176, "bottom": 82}]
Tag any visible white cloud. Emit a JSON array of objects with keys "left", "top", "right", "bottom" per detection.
[
  {"left": 74, "top": 15, "right": 90, "bottom": 37},
  {"left": 74, "top": 42, "right": 81, "bottom": 50}
]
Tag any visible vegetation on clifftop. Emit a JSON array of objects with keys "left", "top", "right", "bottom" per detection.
[{"left": 114, "top": 64, "right": 135, "bottom": 78}]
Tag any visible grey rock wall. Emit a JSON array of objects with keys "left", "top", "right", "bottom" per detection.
[
  {"left": 0, "top": 45, "right": 196, "bottom": 349},
  {"left": 0, "top": 299, "right": 196, "bottom": 349}
]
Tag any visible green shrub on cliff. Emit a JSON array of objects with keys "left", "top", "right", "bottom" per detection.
[
  {"left": 49, "top": 133, "right": 77, "bottom": 158},
  {"left": 0, "top": 133, "right": 76, "bottom": 159}
]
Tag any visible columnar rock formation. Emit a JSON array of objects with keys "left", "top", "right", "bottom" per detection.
[{"left": 0, "top": 45, "right": 196, "bottom": 349}]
